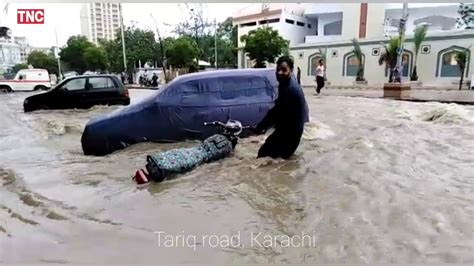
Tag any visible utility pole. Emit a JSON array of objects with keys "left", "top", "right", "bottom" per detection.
[
  {"left": 54, "top": 27, "right": 62, "bottom": 79},
  {"left": 214, "top": 17, "right": 217, "bottom": 69},
  {"left": 119, "top": 4, "right": 127, "bottom": 72},
  {"left": 393, "top": 3, "right": 408, "bottom": 83}
]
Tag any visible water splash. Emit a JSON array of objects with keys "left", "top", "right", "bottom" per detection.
[
  {"left": 420, "top": 104, "right": 473, "bottom": 124},
  {"left": 303, "top": 120, "right": 335, "bottom": 141}
]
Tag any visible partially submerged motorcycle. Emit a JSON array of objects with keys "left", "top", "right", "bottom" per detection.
[{"left": 133, "top": 120, "right": 252, "bottom": 186}]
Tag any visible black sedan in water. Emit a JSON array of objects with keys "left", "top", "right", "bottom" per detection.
[{"left": 23, "top": 75, "right": 130, "bottom": 112}]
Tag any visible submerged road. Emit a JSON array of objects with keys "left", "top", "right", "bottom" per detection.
[{"left": 1, "top": 90, "right": 473, "bottom": 263}]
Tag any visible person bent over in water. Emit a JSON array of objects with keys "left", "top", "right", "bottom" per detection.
[{"left": 253, "top": 56, "right": 309, "bottom": 159}]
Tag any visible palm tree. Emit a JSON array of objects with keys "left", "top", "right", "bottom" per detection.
[
  {"left": 379, "top": 37, "right": 400, "bottom": 82},
  {"left": 410, "top": 25, "right": 428, "bottom": 81},
  {"left": 351, "top": 38, "right": 365, "bottom": 81},
  {"left": 455, "top": 46, "right": 471, "bottom": 90}
]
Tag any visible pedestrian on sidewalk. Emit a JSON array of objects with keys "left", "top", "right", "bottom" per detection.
[
  {"left": 296, "top": 66, "right": 301, "bottom": 85},
  {"left": 315, "top": 59, "right": 325, "bottom": 95}
]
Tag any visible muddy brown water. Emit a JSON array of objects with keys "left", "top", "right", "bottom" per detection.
[{"left": 0, "top": 89, "right": 473, "bottom": 263}]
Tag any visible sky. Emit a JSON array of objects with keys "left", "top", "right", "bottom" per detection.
[
  {"left": 0, "top": 2, "right": 459, "bottom": 48},
  {"left": 0, "top": 2, "right": 251, "bottom": 47}
]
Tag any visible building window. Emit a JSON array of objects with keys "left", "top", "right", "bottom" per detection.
[
  {"left": 343, "top": 52, "right": 365, "bottom": 77},
  {"left": 296, "top": 21, "right": 305, "bottom": 27},
  {"left": 240, "top": 21, "right": 257, "bottom": 28},
  {"left": 308, "top": 24, "right": 312, "bottom": 29},
  {"left": 308, "top": 52, "right": 322, "bottom": 76},
  {"left": 285, "top": 19, "right": 294, "bottom": 24},
  {"left": 259, "top": 18, "right": 280, "bottom": 25},
  {"left": 324, "top": 20, "right": 342, "bottom": 35},
  {"left": 436, "top": 46, "right": 471, "bottom": 78},
  {"left": 346, "top": 55, "right": 360, "bottom": 76}
]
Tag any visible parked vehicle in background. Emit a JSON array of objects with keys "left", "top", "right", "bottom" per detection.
[
  {"left": 23, "top": 74, "right": 130, "bottom": 112},
  {"left": 0, "top": 69, "right": 51, "bottom": 93},
  {"left": 62, "top": 71, "right": 78, "bottom": 79}
]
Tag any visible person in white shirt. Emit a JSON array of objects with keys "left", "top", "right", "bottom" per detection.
[{"left": 315, "top": 59, "right": 325, "bottom": 94}]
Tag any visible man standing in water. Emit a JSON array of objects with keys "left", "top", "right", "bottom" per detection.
[
  {"left": 253, "top": 56, "right": 309, "bottom": 159},
  {"left": 315, "top": 59, "right": 325, "bottom": 95}
]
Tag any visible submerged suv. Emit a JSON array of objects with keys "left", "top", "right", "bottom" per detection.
[{"left": 23, "top": 74, "right": 130, "bottom": 112}]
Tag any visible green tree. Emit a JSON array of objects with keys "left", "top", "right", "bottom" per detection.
[
  {"left": 27, "top": 50, "right": 58, "bottom": 75},
  {"left": 240, "top": 27, "right": 289, "bottom": 68},
  {"left": 455, "top": 46, "right": 471, "bottom": 90},
  {"left": 212, "top": 17, "right": 238, "bottom": 68},
  {"left": 100, "top": 27, "right": 160, "bottom": 71},
  {"left": 351, "top": 38, "right": 365, "bottom": 81},
  {"left": 99, "top": 39, "right": 122, "bottom": 73},
  {"left": 84, "top": 46, "right": 108, "bottom": 71},
  {"left": 59, "top": 36, "right": 95, "bottom": 74},
  {"left": 457, "top": 3, "right": 474, "bottom": 29},
  {"left": 165, "top": 36, "right": 199, "bottom": 68},
  {"left": 410, "top": 25, "right": 428, "bottom": 81},
  {"left": 12, "top": 63, "right": 28, "bottom": 73},
  {"left": 378, "top": 37, "right": 400, "bottom": 82}
]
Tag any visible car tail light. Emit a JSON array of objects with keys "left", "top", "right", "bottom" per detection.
[{"left": 123, "top": 89, "right": 129, "bottom": 97}]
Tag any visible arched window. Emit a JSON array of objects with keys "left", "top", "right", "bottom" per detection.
[
  {"left": 343, "top": 52, "right": 365, "bottom": 77},
  {"left": 385, "top": 50, "right": 413, "bottom": 77},
  {"left": 436, "top": 46, "right": 471, "bottom": 78},
  {"left": 308, "top": 52, "right": 322, "bottom": 76}
]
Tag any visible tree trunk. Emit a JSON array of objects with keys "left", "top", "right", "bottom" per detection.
[
  {"left": 459, "top": 67, "right": 465, "bottom": 90},
  {"left": 411, "top": 53, "right": 418, "bottom": 81}
]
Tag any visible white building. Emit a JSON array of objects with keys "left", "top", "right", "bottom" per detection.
[
  {"left": 80, "top": 3, "right": 123, "bottom": 44},
  {"left": 234, "top": 3, "right": 473, "bottom": 88},
  {"left": 233, "top": 4, "right": 314, "bottom": 69},
  {"left": 14, "top": 36, "right": 30, "bottom": 63},
  {"left": 0, "top": 27, "right": 21, "bottom": 73}
]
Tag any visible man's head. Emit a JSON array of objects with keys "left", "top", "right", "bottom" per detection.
[
  {"left": 319, "top": 59, "right": 324, "bottom": 66},
  {"left": 276, "top": 56, "right": 294, "bottom": 83}
]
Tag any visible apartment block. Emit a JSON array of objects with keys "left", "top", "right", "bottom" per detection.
[{"left": 80, "top": 3, "right": 122, "bottom": 44}]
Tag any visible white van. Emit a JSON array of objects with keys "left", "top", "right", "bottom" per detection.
[{"left": 0, "top": 69, "right": 52, "bottom": 92}]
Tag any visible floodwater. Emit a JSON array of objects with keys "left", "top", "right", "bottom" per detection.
[{"left": 1, "top": 89, "right": 473, "bottom": 264}]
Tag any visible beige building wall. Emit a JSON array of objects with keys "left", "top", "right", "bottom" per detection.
[
  {"left": 365, "top": 3, "right": 386, "bottom": 39},
  {"left": 291, "top": 30, "right": 474, "bottom": 87},
  {"left": 340, "top": 4, "right": 361, "bottom": 41}
]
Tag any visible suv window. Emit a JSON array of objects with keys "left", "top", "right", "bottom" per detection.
[
  {"left": 88, "top": 77, "right": 116, "bottom": 90},
  {"left": 64, "top": 78, "right": 86, "bottom": 91}
]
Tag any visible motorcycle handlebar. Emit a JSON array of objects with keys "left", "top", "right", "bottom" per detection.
[
  {"left": 203, "top": 121, "right": 253, "bottom": 131},
  {"left": 203, "top": 121, "right": 226, "bottom": 127}
]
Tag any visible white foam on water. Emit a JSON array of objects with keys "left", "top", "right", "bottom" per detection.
[
  {"left": 303, "top": 120, "right": 335, "bottom": 141},
  {"left": 420, "top": 104, "right": 473, "bottom": 124}
]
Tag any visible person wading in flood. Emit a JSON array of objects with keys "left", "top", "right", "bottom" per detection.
[
  {"left": 252, "top": 56, "right": 308, "bottom": 159},
  {"left": 296, "top": 66, "right": 301, "bottom": 85},
  {"left": 315, "top": 59, "right": 325, "bottom": 95}
]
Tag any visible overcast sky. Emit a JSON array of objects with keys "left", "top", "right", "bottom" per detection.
[
  {"left": 1, "top": 2, "right": 250, "bottom": 47},
  {"left": 0, "top": 3, "right": 458, "bottom": 48}
]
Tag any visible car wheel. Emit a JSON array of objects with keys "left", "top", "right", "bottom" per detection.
[
  {"left": 34, "top": 85, "right": 47, "bottom": 91},
  {"left": 0, "top": 86, "right": 12, "bottom": 93},
  {"left": 39, "top": 105, "right": 49, "bottom": 110}
]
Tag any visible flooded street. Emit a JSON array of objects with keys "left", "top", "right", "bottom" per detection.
[{"left": 1, "top": 89, "right": 473, "bottom": 263}]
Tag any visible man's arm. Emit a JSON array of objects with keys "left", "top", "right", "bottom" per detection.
[{"left": 254, "top": 103, "right": 278, "bottom": 134}]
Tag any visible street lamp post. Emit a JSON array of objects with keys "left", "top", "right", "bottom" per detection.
[
  {"left": 214, "top": 17, "right": 217, "bottom": 69},
  {"left": 119, "top": 6, "right": 127, "bottom": 72},
  {"left": 383, "top": 3, "right": 411, "bottom": 99},
  {"left": 393, "top": 3, "right": 408, "bottom": 83},
  {"left": 54, "top": 27, "right": 62, "bottom": 79}
]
